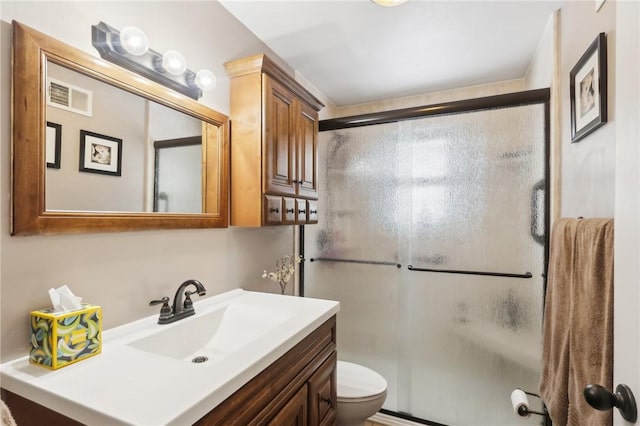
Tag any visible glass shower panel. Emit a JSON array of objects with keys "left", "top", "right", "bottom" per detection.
[
  {"left": 402, "top": 105, "right": 545, "bottom": 425},
  {"left": 305, "top": 123, "right": 405, "bottom": 411},
  {"left": 305, "top": 102, "right": 546, "bottom": 426}
]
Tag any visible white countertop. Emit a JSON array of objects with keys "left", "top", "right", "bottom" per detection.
[{"left": 0, "top": 290, "right": 340, "bottom": 425}]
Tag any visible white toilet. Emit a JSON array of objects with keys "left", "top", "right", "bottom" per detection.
[{"left": 336, "top": 360, "right": 388, "bottom": 426}]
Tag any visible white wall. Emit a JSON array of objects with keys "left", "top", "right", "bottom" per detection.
[
  {"left": 333, "top": 79, "right": 524, "bottom": 118},
  {"left": 614, "top": 1, "right": 640, "bottom": 423},
  {"left": 524, "top": 2, "right": 617, "bottom": 220},
  {"left": 0, "top": 1, "right": 299, "bottom": 362},
  {"left": 524, "top": 11, "right": 561, "bottom": 220},
  {"left": 558, "top": 0, "right": 616, "bottom": 218}
]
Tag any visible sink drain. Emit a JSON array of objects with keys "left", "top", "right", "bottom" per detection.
[{"left": 192, "top": 356, "right": 208, "bottom": 363}]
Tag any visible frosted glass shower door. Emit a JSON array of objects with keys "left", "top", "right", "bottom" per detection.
[
  {"left": 401, "top": 105, "right": 546, "bottom": 425},
  {"left": 304, "top": 101, "right": 547, "bottom": 426},
  {"left": 305, "top": 123, "right": 405, "bottom": 409}
]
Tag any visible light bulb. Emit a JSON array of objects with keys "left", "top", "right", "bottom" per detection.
[
  {"left": 119, "top": 26, "right": 149, "bottom": 56},
  {"left": 162, "top": 50, "right": 187, "bottom": 75},
  {"left": 195, "top": 70, "right": 217, "bottom": 91},
  {"left": 371, "top": 0, "right": 408, "bottom": 6}
]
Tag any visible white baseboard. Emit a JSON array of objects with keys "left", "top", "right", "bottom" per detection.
[{"left": 368, "top": 412, "right": 425, "bottom": 426}]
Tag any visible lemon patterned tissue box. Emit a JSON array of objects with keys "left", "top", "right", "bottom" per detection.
[{"left": 30, "top": 304, "right": 102, "bottom": 370}]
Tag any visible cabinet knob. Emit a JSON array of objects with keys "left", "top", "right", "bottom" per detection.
[
  {"left": 269, "top": 207, "right": 280, "bottom": 214},
  {"left": 320, "top": 396, "right": 333, "bottom": 408}
]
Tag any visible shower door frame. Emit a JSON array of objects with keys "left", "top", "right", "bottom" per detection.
[{"left": 299, "top": 88, "right": 551, "bottom": 425}]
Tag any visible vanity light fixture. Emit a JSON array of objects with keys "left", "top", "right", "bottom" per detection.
[
  {"left": 91, "top": 21, "right": 216, "bottom": 100},
  {"left": 371, "top": 0, "right": 408, "bottom": 6}
]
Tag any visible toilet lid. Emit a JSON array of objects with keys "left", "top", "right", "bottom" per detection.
[{"left": 337, "top": 360, "right": 387, "bottom": 399}]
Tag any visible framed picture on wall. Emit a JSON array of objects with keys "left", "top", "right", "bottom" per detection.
[
  {"left": 79, "top": 130, "right": 122, "bottom": 176},
  {"left": 46, "top": 122, "right": 62, "bottom": 169},
  {"left": 570, "top": 32, "right": 607, "bottom": 143}
]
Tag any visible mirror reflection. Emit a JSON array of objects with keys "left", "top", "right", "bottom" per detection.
[
  {"left": 154, "top": 137, "right": 202, "bottom": 213},
  {"left": 45, "top": 61, "right": 203, "bottom": 213}
]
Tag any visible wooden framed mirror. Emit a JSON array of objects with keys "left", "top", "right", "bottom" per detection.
[{"left": 11, "top": 21, "right": 229, "bottom": 235}]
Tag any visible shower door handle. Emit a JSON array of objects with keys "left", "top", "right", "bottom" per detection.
[{"left": 530, "top": 180, "right": 545, "bottom": 245}]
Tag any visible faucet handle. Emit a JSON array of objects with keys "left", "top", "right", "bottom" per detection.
[
  {"left": 149, "top": 297, "right": 172, "bottom": 318},
  {"left": 183, "top": 291, "right": 198, "bottom": 311}
]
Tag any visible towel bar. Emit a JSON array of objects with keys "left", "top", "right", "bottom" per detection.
[
  {"left": 408, "top": 265, "right": 533, "bottom": 279},
  {"left": 309, "top": 257, "right": 402, "bottom": 268}
]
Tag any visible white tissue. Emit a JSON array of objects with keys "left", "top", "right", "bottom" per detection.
[
  {"left": 511, "top": 389, "right": 530, "bottom": 416},
  {"left": 48, "top": 285, "right": 83, "bottom": 312}
]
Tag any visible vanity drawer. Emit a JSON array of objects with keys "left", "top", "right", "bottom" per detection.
[
  {"left": 282, "top": 197, "right": 297, "bottom": 225},
  {"left": 263, "top": 195, "right": 283, "bottom": 225},
  {"left": 307, "top": 200, "right": 318, "bottom": 224}
]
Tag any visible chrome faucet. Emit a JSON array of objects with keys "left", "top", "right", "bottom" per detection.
[{"left": 149, "top": 279, "right": 206, "bottom": 324}]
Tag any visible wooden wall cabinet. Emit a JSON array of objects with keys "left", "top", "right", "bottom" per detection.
[{"left": 225, "top": 54, "right": 324, "bottom": 227}]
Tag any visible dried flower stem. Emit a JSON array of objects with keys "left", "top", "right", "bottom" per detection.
[{"left": 262, "top": 255, "right": 302, "bottom": 295}]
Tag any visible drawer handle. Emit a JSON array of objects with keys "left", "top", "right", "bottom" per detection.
[
  {"left": 298, "top": 209, "right": 306, "bottom": 214},
  {"left": 286, "top": 208, "right": 295, "bottom": 214},
  {"left": 320, "top": 396, "right": 333, "bottom": 408},
  {"left": 269, "top": 207, "right": 280, "bottom": 214},
  {"left": 310, "top": 210, "right": 318, "bottom": 214}
]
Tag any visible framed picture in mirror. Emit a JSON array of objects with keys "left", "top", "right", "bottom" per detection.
[
  {"left": 79, "top": 130, "right": 122, "bottom": 176},
  {"left": 46, "top": 121, "right": 62, "bottom": 169}
]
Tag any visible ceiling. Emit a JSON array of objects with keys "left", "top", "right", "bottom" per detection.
[{"left": 219, "top": 0, "right": 562, "bottom": 107}]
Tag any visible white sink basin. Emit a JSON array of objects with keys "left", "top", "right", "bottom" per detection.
[
  {"left": 128, "top": 303, "right": 292, "bottom": 361},
  {"left": 0, "top": 289, "right": 339, "bottom": 426}
]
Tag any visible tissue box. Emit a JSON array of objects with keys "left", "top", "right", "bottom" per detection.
[{"left": 29, "top": 304, "right": 102, "bottom": 370}]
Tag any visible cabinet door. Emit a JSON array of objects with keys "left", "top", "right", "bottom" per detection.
[
  {"left": 296, "top": 101, "right": 318, "bottom": 199},
  {"left": 268, "top": 385, "right": 308, "bottom": 426},
  {"left": 308, "top": 351, "right": 337, "bottom": 426},
  {"left": 264, "top": 75, "right": 296, "bottom": 196}
]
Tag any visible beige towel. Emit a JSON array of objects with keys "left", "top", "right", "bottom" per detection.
[
  {"left": 0, "top": 398, "right": 17, "bottom": 426},
  {"left": 539, "top": 218, "right": 614, "bottom": 426}
]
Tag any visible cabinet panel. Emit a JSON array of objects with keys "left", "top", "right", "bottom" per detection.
[
  {"left": 297, "top": 102, "right": 318, "bottom": 199},
  {"left": 268, "top": 385, "right": 308, "bottom": 426},
  {"left": 308, "top": 351, "right": 337, "bottom": 426},
  {"left": 264, "top": 76, "right": 296, "bottom": 196}
]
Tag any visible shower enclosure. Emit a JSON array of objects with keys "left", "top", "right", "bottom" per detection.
[{"left": 303, "top": 90, "right": 549, "bottom": 425}]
